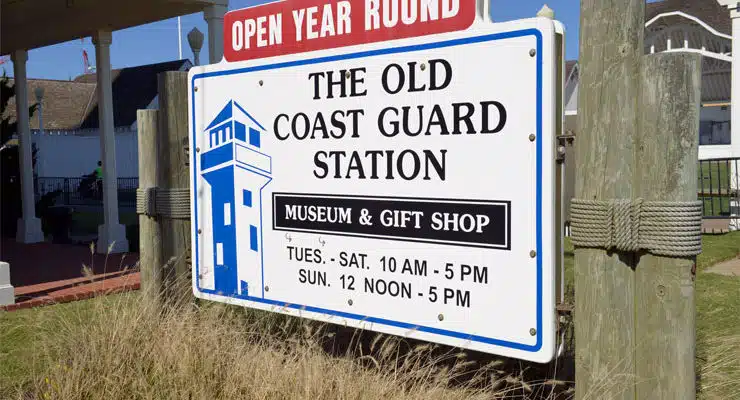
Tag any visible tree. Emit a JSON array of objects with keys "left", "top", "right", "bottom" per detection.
[{"left": 1, "top": 74, "right": 39, "bottom": 237}]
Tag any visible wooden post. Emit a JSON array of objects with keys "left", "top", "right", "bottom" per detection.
[
  {"left": 575, "top": 1, "right": 700, "bottom": 399},
  {"left": 157, "top": 71, "right": 191, "bottom": 297},
  {"left": 634, "top": 53, "right": 700, "bottom": 399},
  {"left": 137, "top": 109, "right": 163, "bottom": 303},
  {"left": 575, "top": 2, "right": 644, "bottom": 397}
]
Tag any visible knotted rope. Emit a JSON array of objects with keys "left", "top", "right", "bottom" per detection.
[
  {"left": 570, "top": 198, "right": 702, "bottom": 257},
  {"left": 136, "top": 187, "right": 191, "bottom": 219}
]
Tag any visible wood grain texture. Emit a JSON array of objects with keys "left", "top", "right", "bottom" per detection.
[
  {"left": 635, "top": 53, "right": 700, "bottom": 399},
  {"left": 575, "top": 1, "right": 644, "bottom": 398},
  {"left": 137, "top": 109, "right": 164, "bottom": 304},
  {"left": 157, "top": 71, "right": 192, "bottom": 297}
]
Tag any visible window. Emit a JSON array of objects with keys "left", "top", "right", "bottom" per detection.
[
  {"left": 216, "top": 243, "right": 224, "bottom": 265},
  {"left": 243, "top": 189, "right": 252, "bottom": 207},
  {"left": 224, "top": 202, "right": 232, "bottom": 226},
  {"left": 250, "top": 225, "right": 258, "bottom": 252},
  {"left": 249, "top": 127, "right": 261, "bottom": 148}
]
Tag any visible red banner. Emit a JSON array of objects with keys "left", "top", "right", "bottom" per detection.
[{"left": 224, "top": 0, "right": 476, "bottom": 62}]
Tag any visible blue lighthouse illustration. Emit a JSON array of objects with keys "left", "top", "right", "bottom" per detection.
[{"left": 200, "top": 100, "right": 272, "bottom": 298}]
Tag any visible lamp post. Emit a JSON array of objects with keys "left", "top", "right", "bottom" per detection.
[
  {"left": 188, "top": 27, "right": 204, "bottom": 66},
  {"left": 34, "top": 86, "right": 44, "bottom": 135}
]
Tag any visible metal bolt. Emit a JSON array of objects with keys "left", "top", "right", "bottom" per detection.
[
  {"left": 530, "top": 328, "right": 537, "bottom": 336},
  {"left": 196, "top": 147, "right": 201, "bottom": 153},
  {"left": 264, "top": 286, "right": 270, "bottom": 292},
  {"left": 345, "top": 71, "right": 351, "bottom": 79},
  {"left": 558, "top": 146, "right": 566, "bottom": 156},
  {"left": 529, "top": 49, "right": 537, "bottom": 57},
  {"left": 348, "top": 299, "right": 353, "bottom": 306},
  {"left": 530, "top": 250, "right": 537, "bottom": 258},
  {"left": 259, "top": 80, "right": 264, "bottom": 86},
  {"left": 438, "top": 314, "right": 444, "bottom": 321},
  {"left": 657, "top": 285, "right": 666, "bottom": 297},
  {"left": 197, "top": 229, "right": 202, "bottom": 234},
  {"left": 420, "top": 63, "right": 426, "bottom": 71},
  {"left": 194, "top": 86, "right": 198, "bottom": 92},
  {"left": 529, "top": 134, "right": 536, "bottom": 142}
]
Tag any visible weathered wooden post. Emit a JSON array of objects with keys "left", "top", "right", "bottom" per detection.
[
  {"left": 137, "top": 109, "right": 163, "bottom": 303},
  {"left": 157, "top": 71, "right": 191, "bottom": 297},
  {"left": 137, "top": 72, "right": 192, "bottom": 303},
  {"left": 573, "top": 1, "right": 701, "bottom": 399}
]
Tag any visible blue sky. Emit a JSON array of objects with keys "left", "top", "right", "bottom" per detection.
[{"left": 3, "top": 0, "right": 580, "bottom": 81}]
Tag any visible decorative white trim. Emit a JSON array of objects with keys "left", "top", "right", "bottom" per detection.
[
  {"left": 661, "top": 48, "right": 733, "bottom": 63},
  {"left": 646, "top": 11, "right": 733, "bottom": 41}
]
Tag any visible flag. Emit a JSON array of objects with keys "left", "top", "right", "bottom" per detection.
[{"left": 83, "top": 50, "right": 93, "bottom": 73}]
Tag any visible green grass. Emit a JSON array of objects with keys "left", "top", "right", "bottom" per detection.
[
  {"left": 0, "top": 295, "right": 104, "bottom": 393},
  {"left": 698, "top": 160, "right": 733, "bottom": 193},
  {"left": 70, "top": 211, "right": 138, "bottom": 235},
  {"left": 700, "top": 197, "right": 735, "bottom": 217},
  {"left": 697, "top": 231, "right": 740, "bottom": 272},
  {"left": 698, "top": 160, "right": 737, "bottom": 217}
]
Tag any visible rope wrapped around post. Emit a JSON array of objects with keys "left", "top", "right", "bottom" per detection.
[
  {"left": 136, "top": 187, "right": 191, "bottom": 219},
  {"left": 570, "top": 198, "right": 702, "bottom": 257}
]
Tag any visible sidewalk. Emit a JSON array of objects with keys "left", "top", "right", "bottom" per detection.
[
  {"left": 0, "top": 237, "right": 140, "bottom": 311},
  {"left": 2, "top": 271, "right": 140, "bottom": 312}
]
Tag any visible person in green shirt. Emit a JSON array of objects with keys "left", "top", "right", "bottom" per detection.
[
  {"left": 95, "top": 161, "right": 103, "bottom": 179},
  {"left": 94, "top": 161, "right": 103, "bottom": 198}
]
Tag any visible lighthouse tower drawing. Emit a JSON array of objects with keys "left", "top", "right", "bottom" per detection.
[{"left": 199, "top": 100, "right": 272, "bottom": 299}]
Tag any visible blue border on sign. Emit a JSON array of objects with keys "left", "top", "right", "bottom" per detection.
[{"left": 191, "top": 28, "right": 544, "bottom": 353}]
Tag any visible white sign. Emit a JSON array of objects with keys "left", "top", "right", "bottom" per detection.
[{"left": 189, "top": 17, "right": 559, "bottom": 363}]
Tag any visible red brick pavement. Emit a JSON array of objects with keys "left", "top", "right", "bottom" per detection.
[
  {"left": 1, "top": 238, "right": 139, "bottom": 287},
  {"left": 1, "top": 271, "right": 140, "bottom": 312},
  {"left": 0, "top": 238, "right": 140, "bottom": 311}
]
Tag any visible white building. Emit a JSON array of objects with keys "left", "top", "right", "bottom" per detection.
[
  {"left": 3, "top": 60, "right": 192, "bottom": 180},
  {"left": 565, "top": 0, "right": 736, "bottom": 160}
]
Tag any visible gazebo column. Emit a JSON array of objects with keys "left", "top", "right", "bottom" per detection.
[
  {"left": 731, "top": 8, "right": 740, "bottom": 158},
  {"left": 204, "top": 4, "right": 227, "bottom": 64},
  {"left": 93, "top": 30, "right": 128, "bottom": 254},
  {"left": 730, "top": 7, "right": 740, "bottom": 229},
  {"left": 11, "top": 50, "right": 44, "bottom": 244}
]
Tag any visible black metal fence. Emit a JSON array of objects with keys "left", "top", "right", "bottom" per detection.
[
  {"left": 35, "top": 177, "right": 138, "bottom": 207},
  {"left": 698, "top": 158, "right": 739, "bottom": 220}
]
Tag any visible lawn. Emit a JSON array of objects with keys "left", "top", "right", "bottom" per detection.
[
  {"left": 70, "top": 211, "right": 138, "bottom": 235},
  {"left": 1, "top": 232, "right": 739, "bottom": 399},
  {"left": 698, "top": 159, "right": 738, "bottom": 217}
]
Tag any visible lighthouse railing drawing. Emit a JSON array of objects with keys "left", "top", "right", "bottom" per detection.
[{"left": 199, "top": 100, "right": 272, "bottom": 299}]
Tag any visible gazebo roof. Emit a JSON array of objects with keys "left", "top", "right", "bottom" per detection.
[
  {"left": 1, "top": 0, "right": 227, "bottom": 55},
  {"left": 646, "top": 0, "right": 731, "bottom": 35}
]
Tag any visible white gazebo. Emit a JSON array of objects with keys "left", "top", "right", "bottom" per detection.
[{"left": 1, "top": 0, "right": 228, "bottom": 253}]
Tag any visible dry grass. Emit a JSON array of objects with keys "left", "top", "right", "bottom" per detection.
[
  {"left": 698, "top": 335, "right": 740, "bottom": 400},
  {"left": 3, "top": 233, "right": 738, "bottom": 399},
  {"left": 2, "top": 281, "right": 572, "bottom": 400}
]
